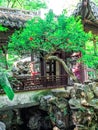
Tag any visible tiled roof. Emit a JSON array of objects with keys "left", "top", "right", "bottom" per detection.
[{"left": 0, "top": 7, "right": 40, "bottom": 28}]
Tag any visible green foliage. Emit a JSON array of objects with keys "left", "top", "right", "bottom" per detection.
[
  {"left": 0, "top": 0, "right": 46, "bottom": 10},
  {"left": 0, "top": 25, "right": 8, "bottom": 70},
  {"left": 0, "top": 0, "right": 5, "bottom": 6},
  {"left": 0, "top": 72, "right": 14, "bottom": 100},
  {"left": 9, "top": 11, "right": 91, "bottom": 58},
  {"left": 93, "top": 0, "right": 98, "bottom": 5},
  {"left": 82, "top": 36, "right": 98, "bottom": 69},
  {"left": 23, "top": 0, "right": 47, "bottom": 10},
  {"left": 0, "top": 25, "right": 8, "bottom": 31}
]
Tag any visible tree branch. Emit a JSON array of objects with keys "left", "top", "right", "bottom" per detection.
[{"left": 46, "top": 55, "right": 78, "bottom": 82}]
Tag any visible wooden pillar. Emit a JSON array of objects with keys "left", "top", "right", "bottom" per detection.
[
  {"left": 1, "top": 45, "right": 8, "bottom": 69},
  {"left": 40, "top": 53, "right": 46, "bottom": 76},
  {"left": 31, "top": 49, "right": 35, "bottom": 61},
  {"left": 5, "top": 49, "right": 8, "bottom": 70}
]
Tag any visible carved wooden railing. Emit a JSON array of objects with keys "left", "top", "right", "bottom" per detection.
[{"left": 10, "top": 75, "right": 68, "bottom": 92}]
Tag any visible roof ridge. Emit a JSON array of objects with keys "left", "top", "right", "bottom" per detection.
[{"left": 0, "top": 7, "right": 39, "bottom": 14}]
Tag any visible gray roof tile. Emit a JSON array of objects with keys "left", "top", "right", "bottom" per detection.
[{"left": 0, "top": 7, "right": 40, "bottom": 28}]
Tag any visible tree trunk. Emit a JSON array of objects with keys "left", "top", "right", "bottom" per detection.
[{"left": 46, "top": 56, "right": 78, "bottom": 82}]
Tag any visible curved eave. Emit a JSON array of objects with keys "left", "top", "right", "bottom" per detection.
[
  {"left": 84, "top": 19, "right": 98, "bottom": 27},
  {"left": 84, "top": 19, "right": 98, "bottom": 35},
  {"left": 0, "top": 7, "right": 40, "bottom": 28}
]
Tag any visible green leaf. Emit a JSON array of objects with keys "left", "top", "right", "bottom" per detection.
[
  {"left": 0, "top": 25, "right": 8, "bottom": 31},
  {"left": 2, "top": 85, "right": 14, "bottom": 100},
  {"left": 0, "top": 72, "right": 14, "bottom": 100}
]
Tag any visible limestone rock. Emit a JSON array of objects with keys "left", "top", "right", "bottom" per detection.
[
  {"left": 69, "top": 81, "right": 98, "bottom": 130},
  {"left": 51, "top": 89, "right": 70, "bottom": 98}
]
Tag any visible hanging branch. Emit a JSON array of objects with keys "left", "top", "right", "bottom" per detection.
[
  {"left": 11, "top": 0, "right": 17, "bottom": 8},
  {"left": 7, "top": 0, "right": 12, "bottom": 7},
  {"left": 17, "top": 0, "right": 23, "bottom": 8},
  {"left": 46, "top": 55, "right": 78, "bottom": 82}
]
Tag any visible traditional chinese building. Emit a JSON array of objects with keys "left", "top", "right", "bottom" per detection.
[
  {"left": 0, "top": 1, "right": 98, "bottom": 90},
  {"left": 0, "top": 7, "right": 70, "bottom": 90},
  {"left": 0, "top": 7, "right": 40, "bottom": 69},
  {"left": 72, "top": 0, "right": 98, "bottom": 81}
]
